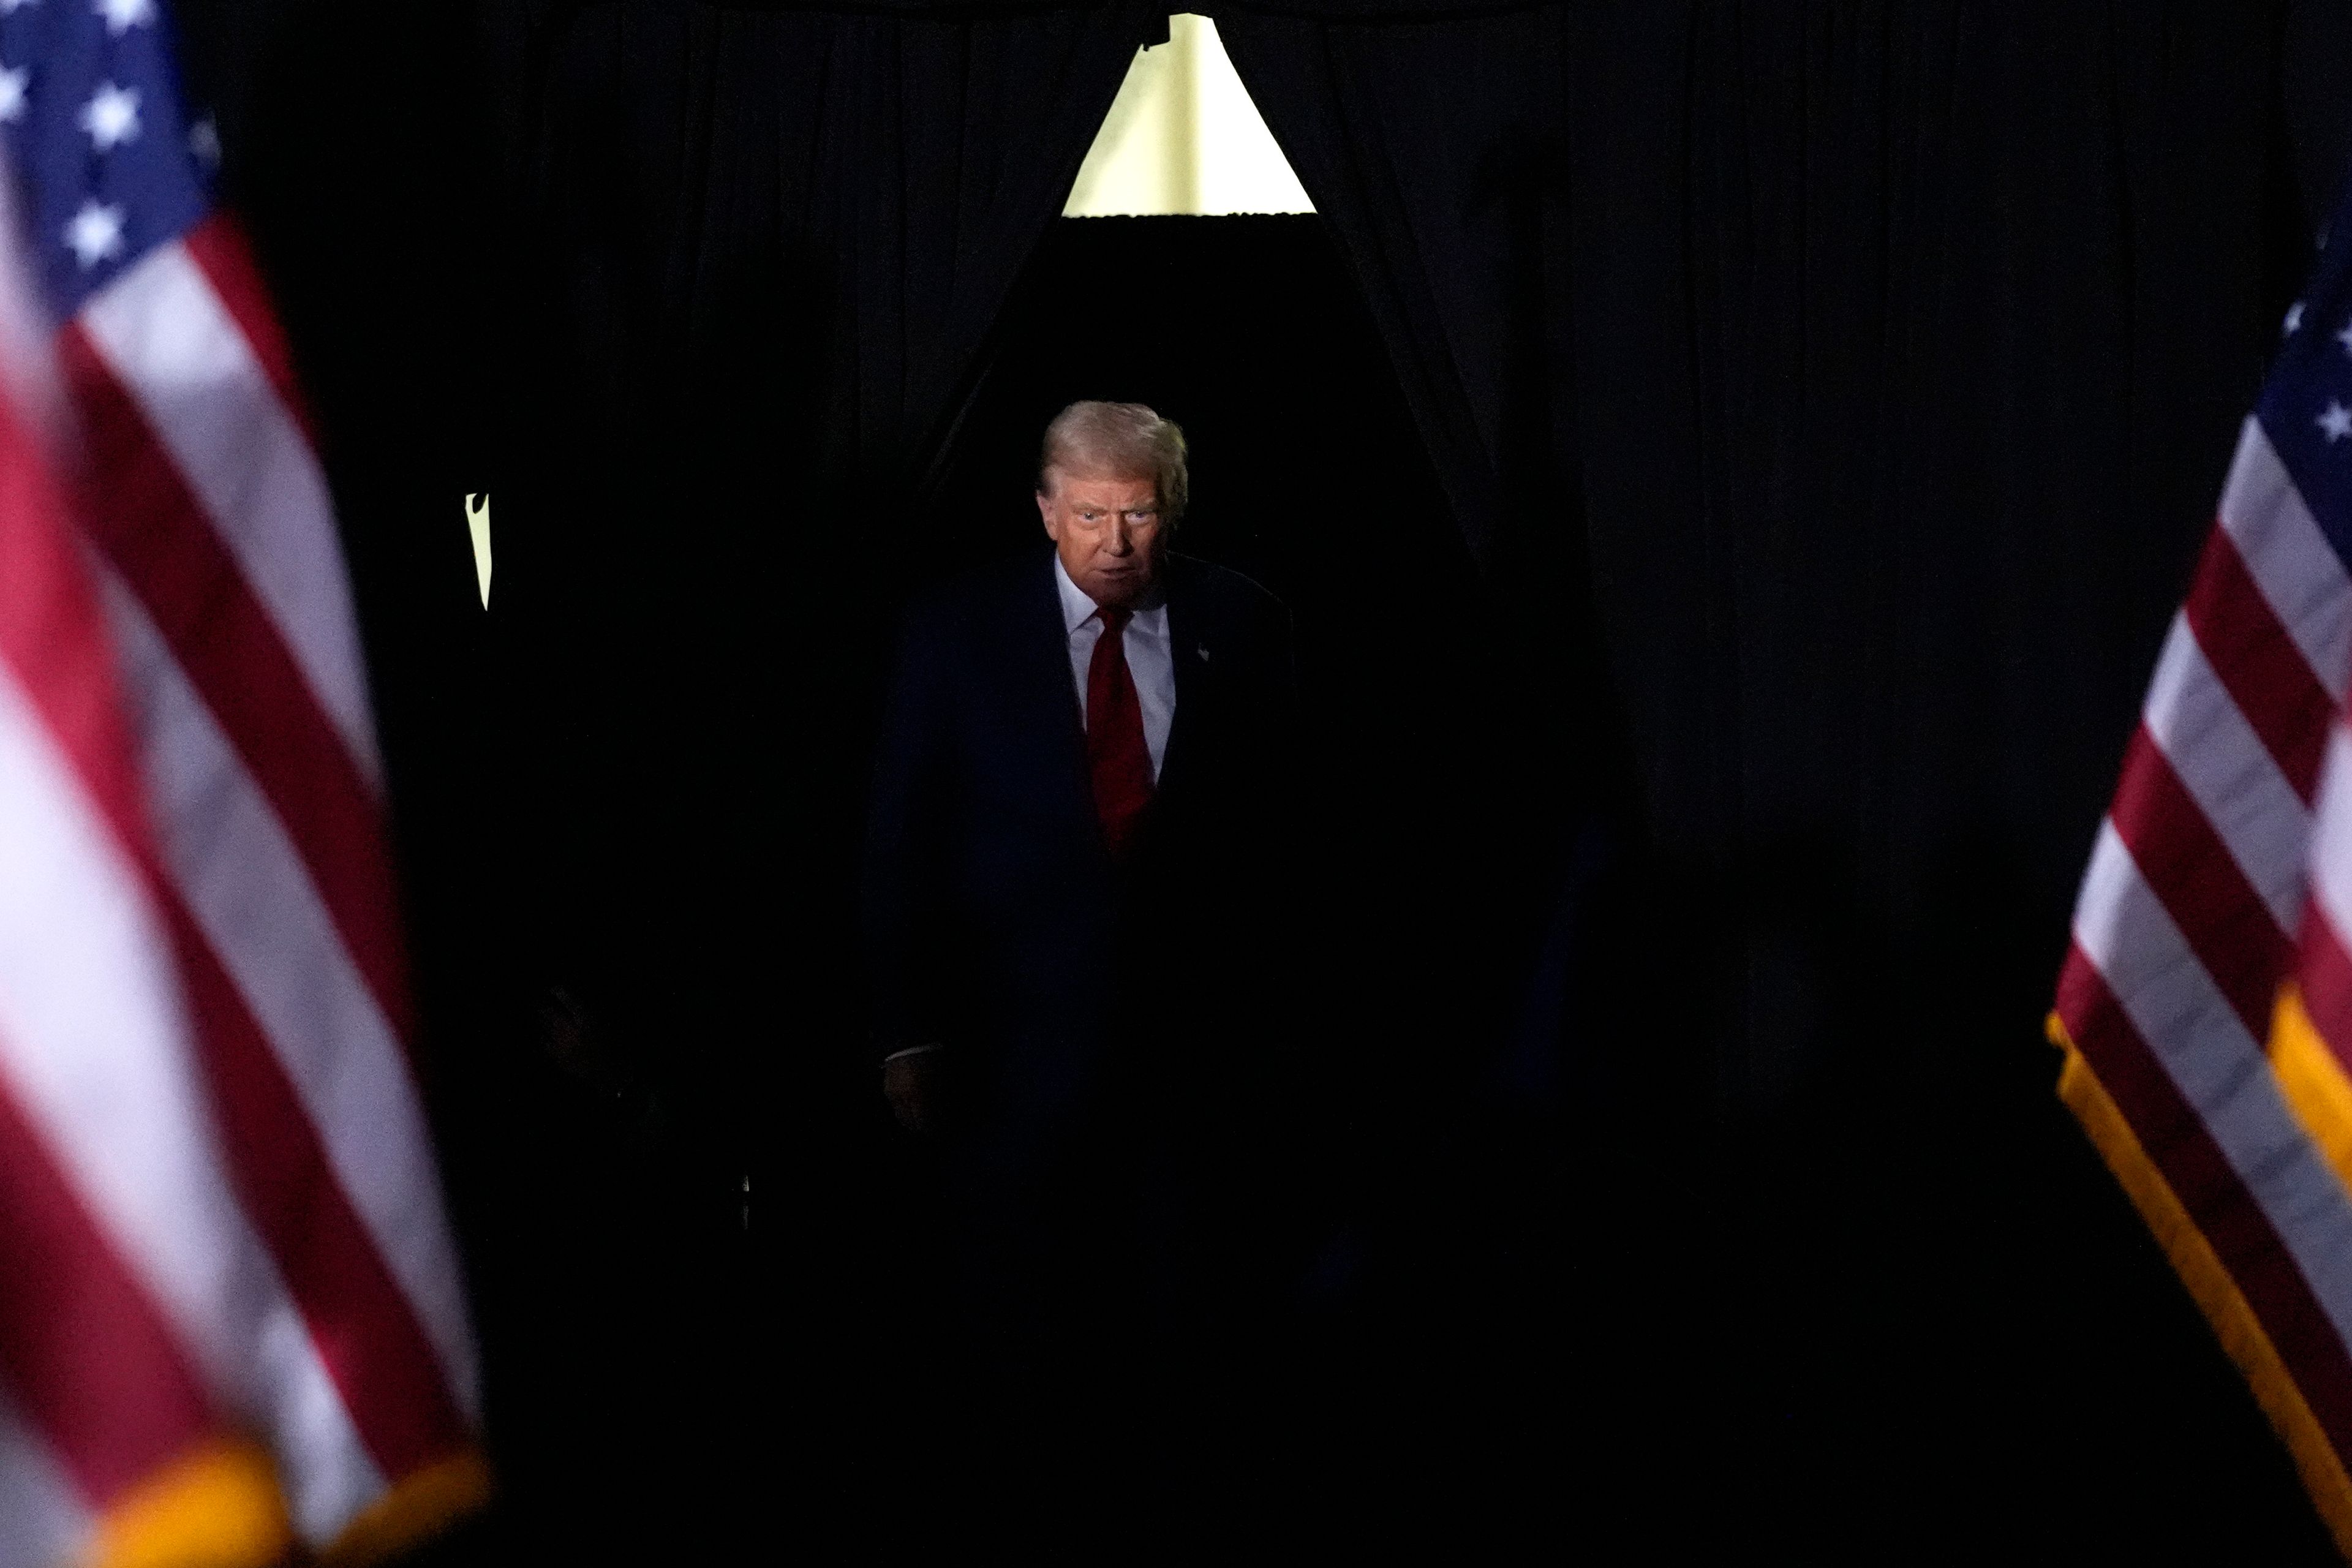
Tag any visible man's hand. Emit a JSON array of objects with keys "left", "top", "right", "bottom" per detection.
[{"left": 883, "top": 1046, "right": 943, "bottom": 1134}]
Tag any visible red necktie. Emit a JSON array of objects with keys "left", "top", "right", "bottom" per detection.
[{"left": 1085, "top": 606, "right": 1155, "bottom": 859}]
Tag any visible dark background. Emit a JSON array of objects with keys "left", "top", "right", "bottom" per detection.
[{"left": 166, "top": 0, "right": 2352, "bottom": 1558}]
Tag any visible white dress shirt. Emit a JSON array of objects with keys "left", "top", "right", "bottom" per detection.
[{"left": 1055, "top": 554, "right": 1175, "bottom": 782}]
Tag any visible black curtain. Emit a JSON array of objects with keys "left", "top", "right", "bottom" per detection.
[
  {"left": 1223, "top": 0, "right": 2352, "bottom": 1556},
  {"left": 1216, "top": 6, "right": 1568, "bottom": 576},
  {"left": 484, "top": 0, "right": 1160, "bottom": 1159},
  {"left": 474, "top": 1, "right": 1171, "bottom": 1551}
]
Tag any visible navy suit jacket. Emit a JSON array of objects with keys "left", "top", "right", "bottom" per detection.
[{"left": 861, "top": 545, "right": 1297, "bottom": 1152}]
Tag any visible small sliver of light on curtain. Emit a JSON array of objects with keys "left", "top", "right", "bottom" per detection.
[{"left": 464, "top": 493, "right": 491, "bottom": 608}]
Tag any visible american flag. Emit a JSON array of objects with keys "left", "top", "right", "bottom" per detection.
[
  {"left": 2053, "top": 198, "right": 2352, "bottom": 1553},
  {"left": 0, "top": 0, "right": 481, "bottom": 1561}
]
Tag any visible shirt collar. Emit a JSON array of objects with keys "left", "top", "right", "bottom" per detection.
[
  {"left": 1052, "top": 553, "right": 1096, "bottom": 635},
  {"left": 1052, "top": 552, "right": 1167, "bottom": 632}
]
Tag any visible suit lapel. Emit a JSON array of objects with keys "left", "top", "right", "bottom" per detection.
[
  {"left": 1008, "top": 549, "right": 1098, "bottom": 832},
  {"left": 1159, "top": 557, "right": 1213, "bottom": 805}
]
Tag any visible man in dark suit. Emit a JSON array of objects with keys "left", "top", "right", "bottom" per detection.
[{"left": 862, "top": 401, "right": 1297, "bottom": 1476}]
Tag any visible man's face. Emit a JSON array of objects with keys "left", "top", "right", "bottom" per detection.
[{"left": 1037, "top": 468, "right": 1166, "bottom": 609}]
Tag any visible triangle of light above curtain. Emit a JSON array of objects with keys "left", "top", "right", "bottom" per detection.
[{"left": 1064, "top": 14, "right": 1314, "bottom": 216}]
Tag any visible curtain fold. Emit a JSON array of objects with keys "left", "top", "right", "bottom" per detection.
[
  {"left": 1215, "top": 3, "right": 1615, "bottom": 865},
  {"left": 1217, "top": 6, "right": 1570, "bottom": 577}
]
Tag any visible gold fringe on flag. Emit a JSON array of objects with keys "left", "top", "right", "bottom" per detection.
[
  {"left": 2051, "top": 1013, "right": 2352, "bottom": 1559},
  {"left": 86, "top": 1438, "right": 288, "bottom": 1568}
]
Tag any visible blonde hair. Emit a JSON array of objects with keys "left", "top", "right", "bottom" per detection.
[{"left": 1037, "top": 400, "right": 1188, "bottom": 524}]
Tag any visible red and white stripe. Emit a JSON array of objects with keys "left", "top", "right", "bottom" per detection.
[
  {"left": 2059, "top": 415, "right": 2352, "bottom": 1475},
  {"left": 0, "top": 350, "right": 242, "bottom": 1556},
  {"left": 0, "top": 183, "right": 478, "bottom": 1558},
  {"left": 70, "top": 218, "right": 478, "bottom": 1532}
]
